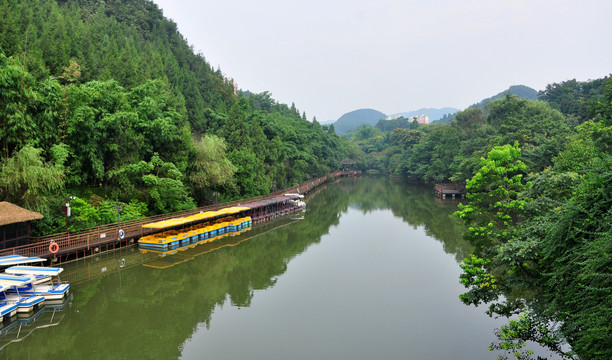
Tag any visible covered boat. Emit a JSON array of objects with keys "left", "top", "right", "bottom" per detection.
[
  {"left": 4, "top": 266, "right": 70, "bottom": 300},
  {"left": 0, "top": 275, "right": 45, "bottom": 313},
  {"left": 0, "top": 284, "right": 18, "bottom": 320}
]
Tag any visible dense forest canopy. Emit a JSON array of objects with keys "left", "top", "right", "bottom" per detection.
[{"left": 0, "top": 0, "right": 347, "bottom": 234}]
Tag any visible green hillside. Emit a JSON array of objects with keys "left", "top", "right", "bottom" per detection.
[
  {"left": 436, "top": 85, "right": 539, "bottom": 124},
  {"left": 471, "top": 84, "right": 538, "bottom": 109},
  {"left": 0, "top": 0, "right": 346, "bottom": 235},
  {"left": 333, "top": 108, "right": 387, "bottom": 135}
]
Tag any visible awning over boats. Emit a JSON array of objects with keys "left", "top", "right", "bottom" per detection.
[
  {"left": 0, "top": 274, "right": 35, "bottom": 286},
  {"left": 5, "top": 266, "right": 63, "bottom": 276},
  {"left": 0, "top": 255, "right": 45, "bottom": 267},
  {"left": 240, "top": 196, "right": 296, "bottom": 209},
  {"left": 141, "top": 195, "right": 296, "bottom": 231},
  {"left": 142, "top": 207, "right": 250, "bottom": 229}
]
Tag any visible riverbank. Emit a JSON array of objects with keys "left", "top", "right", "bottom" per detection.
[{"left": 0, "top": 171, "right": 361, "bottom": 263}]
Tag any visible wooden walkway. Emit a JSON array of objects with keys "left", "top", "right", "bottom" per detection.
[{"left": 0, "top": 171, "right": 357, "bottom": 260}]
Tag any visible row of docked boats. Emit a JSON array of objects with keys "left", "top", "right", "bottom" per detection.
[
  {"left": 0, "top": 255, "right": 70, "bottom": 321},
  {"left": 138, "top": 212, "right": 253, "bottom": 252}
]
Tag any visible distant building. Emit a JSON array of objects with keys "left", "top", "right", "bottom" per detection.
[
  {"left": 0, "top": 202, "right": 43, "bottom": 249},
  {"left": 385, "top": 114, "right": 430, "bottom": 123},
  {"left": 411, "top": 115, "right": 429, "bottom": 124}
]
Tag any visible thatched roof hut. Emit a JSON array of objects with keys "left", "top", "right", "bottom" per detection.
[{"left": 0, "top": 202, "right": 43, "bottom": 226}]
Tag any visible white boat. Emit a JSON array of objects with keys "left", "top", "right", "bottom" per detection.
[
  {"left": 0, "top": 275, "right": 45, "bottom": 313},
  {"left": 4, "top": 266, "right": 70, "bottom": 300},
  {"left": 0, "top": 284, "right": 18, "bottom": 320}
]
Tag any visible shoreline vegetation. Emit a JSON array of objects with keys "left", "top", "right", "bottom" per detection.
[
  {"left": 343, "top": 84, "right": 612, "bottom": 359},
  {"left": 0, "top": 0, "right": 610, "bottom": 358}
]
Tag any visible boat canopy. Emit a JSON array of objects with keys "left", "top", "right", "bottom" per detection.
[
  {"left": 0, "top": 255, "right": 45, "bottom": 267},
  {"left": 0, "top": 274, "right": 35, "bottom": 286},
  {"left": 142, "top": 207, "right": 250, "bottom": 230},
  {"left": 5, "top": 266, "right": 64, "bottom": 276}
]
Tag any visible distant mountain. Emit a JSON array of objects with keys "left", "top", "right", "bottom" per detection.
[
  {"left": 434, "top": 85, "right": 539, "bottom": 124},
  {"left": 470, "top": 85, "right": 538, "bottom": 110},
  {"left": 388, "top": 107, "right": 459, "bottom": 122},
  {"left": 334, "top": 109, "right": 387, "bottom": 135}
]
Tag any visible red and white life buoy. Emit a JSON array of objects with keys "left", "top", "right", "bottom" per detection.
[{"left": 49, "top": 242, "right": 59, "bottom": 254}]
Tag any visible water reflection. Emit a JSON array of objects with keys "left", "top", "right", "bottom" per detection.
[
  {"left": 3, "top": 176, "right": 482, "bottom": 359},
  {"left": 335, "top": 176, "right": 472, "bottom": 262},
  {"left": 0, "top": 295, "right": 71, "bottom": 352}
]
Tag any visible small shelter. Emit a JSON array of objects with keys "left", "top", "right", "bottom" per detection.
[
  {"left": 434, "top": 183, "right": 467, "bottom": 199},
  {"left": 340, "top": 158, "right": 356, "bottom": 171},
  {"left": 0, "top": 202, "right": 43, "bottom": 249}
]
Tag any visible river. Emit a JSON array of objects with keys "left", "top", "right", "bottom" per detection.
[{"left": 1, "top": 176, "right": 537, "bottom": 359}]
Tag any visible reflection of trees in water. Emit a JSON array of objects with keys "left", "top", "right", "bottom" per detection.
[
  {"left": 5, "top": 177, "right": 467, "bottom": 360},
  {"left": 340, "top": 176, "right": 472, "bottom": 262},
  {"left": 5, "top": 183, "right": 353, "bottom": 360}
]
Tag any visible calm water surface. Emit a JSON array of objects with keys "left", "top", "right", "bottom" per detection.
[{"left": 3, "top": 177, "right": 521, "bottom": 359}]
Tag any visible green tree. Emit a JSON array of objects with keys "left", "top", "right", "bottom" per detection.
[
  {"left": 189, "top": 135, "right": 236, "bottom": 204},
  {"left": 456, "top": 142, "right": 530, "bottom": 256},
  {"left": 0, "top": 145, "right": 65, "bottom": 214},
  {"left": 455, "top": 143, "right": 531, "bottom": 312},
  {"left": 0, "top": 52, "right": 36, "bottom": 158}
]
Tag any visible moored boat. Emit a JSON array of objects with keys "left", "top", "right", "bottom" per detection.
[
  {"left": 4, "top": 266, "right": 70, "bottom": 301},
  {"left": 0, "top": 275, "right": 45, "bottom": 313},
  {"left": 0, "top": 284, "right": 18, "bottom": 320}
]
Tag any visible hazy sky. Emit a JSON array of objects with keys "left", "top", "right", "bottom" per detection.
[{"left": 153, "top": 0, "right": 611, "bottom": 121}]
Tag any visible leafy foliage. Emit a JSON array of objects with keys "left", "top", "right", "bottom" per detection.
[
  {"left": 451, "top": 87, "right": 612, "bottom": 359},
  {"left": 0, "top": 0, "right": 347, "bottom": 232},
  {"left": 0, "top": 145, "right": 65, "bottom": 214}
]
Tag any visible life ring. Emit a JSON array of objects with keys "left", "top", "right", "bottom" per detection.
[
  {"left": 49, "top": 242, "right": 59, "bottom": 254},
  {"left": 118, "top": 229, "right": 125, "bottom": 239},
  {"left": 119, "top": 259, "right": 126, "bottom": 268}
]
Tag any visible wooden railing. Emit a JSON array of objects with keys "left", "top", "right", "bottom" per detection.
[{"left": 0, "top": 171, "right": 357, "bottom": 259}]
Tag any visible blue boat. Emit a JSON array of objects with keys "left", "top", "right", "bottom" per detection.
[
  {"left": 4, "top": 266, "right": 70, "bottom": 301},
  {"left": 0, "top": 275, "right": 45, "bottom": 313},
  {"left": 0, "top": 284, "right": 18, "bottom": 320}
]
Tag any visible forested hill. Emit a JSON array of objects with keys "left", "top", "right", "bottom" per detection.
[
  {"left": 470, "top": 84, "right": 538, "bottom": 109},
  {"left": 435, "top": 85, "right": 538, "bottom": 124},
  {"left": 0, "top": 0, "right": 346, "bottom": 235},
  {"left": 1, "top": 0, "right": 236, "bottom": 125},
  {"left": 333, "top": 108, "right": 387, "bottom": 135}
]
